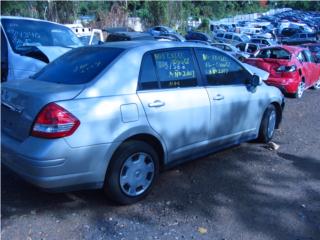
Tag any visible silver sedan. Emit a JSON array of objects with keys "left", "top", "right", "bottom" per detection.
[{"left": 1, "top": 41, "right": 284, "bottom": 204}]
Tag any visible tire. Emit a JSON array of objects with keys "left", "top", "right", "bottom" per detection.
[
  {"left": 238, "top": 56, "right": 245, "bottom": 62},
  {"left": 104, "top": 140, "right": 159, "bottom": 205},
  {"left": 312, "top": 77, "right": 320, "bottom": 90},
  {"left": 258, "top": 104, "right": 277, "bottom": 143},
  {"left": 293, "top": 80, "right": 305, "bottom": 98}
]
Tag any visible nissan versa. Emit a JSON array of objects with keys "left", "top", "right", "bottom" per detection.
[{"left": 1, "top": 41, "right": 285, "bottom": 204}]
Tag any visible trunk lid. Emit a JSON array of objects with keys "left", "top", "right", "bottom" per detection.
[{"left": 1, "top": 79, "right": 84, "bottom": 141}]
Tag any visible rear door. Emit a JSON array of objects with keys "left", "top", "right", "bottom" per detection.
[
  {"left": 195, "top": 48, "right": 262, "bottom": 144},
  {"left": 137, "top": 49, "right": 211, "bottom": 159}
]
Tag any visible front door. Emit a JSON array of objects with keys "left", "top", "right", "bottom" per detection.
[{"left": 195, "top": 48, "right": 262, "bottom": 144}]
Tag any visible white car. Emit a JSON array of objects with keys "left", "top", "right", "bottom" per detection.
[
  {"left": 2, "top": 41, "right": 284, "bottom": 204},
  {"left": 1, "top": 16, "right": 83, "bottom": 82}
]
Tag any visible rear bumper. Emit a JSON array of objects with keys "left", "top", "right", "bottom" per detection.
[
  {"left": 1, "top": 132, "right": 114, "bottom": 190},
  {"left": 265, "top": 77, "right": 299, "bottom": 94}
]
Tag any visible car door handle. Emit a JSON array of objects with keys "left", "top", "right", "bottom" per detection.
[
  {"left": 212, "top": 94, "right": 224, "bottom": 101},
  {"left": 148, "top": 100, "right": 165, "bottom": 108}
]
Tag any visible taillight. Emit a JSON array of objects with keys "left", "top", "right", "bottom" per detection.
[
  {"left": 276, "top": 65, "right": 297, "bottom": 72},
  {"left": 31, "top": 103, "right": 80, "bottom": 139}
]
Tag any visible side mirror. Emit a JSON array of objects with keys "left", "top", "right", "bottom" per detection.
[{"left": 250, "top": 74, "right": 262, "bottom": 87}]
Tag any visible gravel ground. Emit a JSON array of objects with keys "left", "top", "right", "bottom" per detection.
[{"left": 1, "top": 89, "right": 320, "bottom": 240}]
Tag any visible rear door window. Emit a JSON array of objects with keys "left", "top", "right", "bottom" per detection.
[
  {"left": 33, "top": 47, "right": 124, "bottom": 84},
  {"left": 153, "top": 49, "right": 198, "bottom": 88}
]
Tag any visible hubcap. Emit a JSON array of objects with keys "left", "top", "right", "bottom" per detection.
[
  {"left": 267, "top": 110, "right": 276, "bottom": 138},
  {"left": 314, "top": 78, "right": 320, "bottom": 89},
  {"left": 297, "top": 82, "right": 305, "bottom": 98},
  {"left": 119, "top": 152, "right": 155, "bottom": 197}
]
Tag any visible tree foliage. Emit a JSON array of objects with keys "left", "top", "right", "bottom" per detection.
[{"left": 1, "top": 0, "right": 319, "bottom": 29}]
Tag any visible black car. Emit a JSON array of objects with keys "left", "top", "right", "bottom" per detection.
[
  {"left": 106, "top": 32, "right": 154, "bottom": 42},
  {"left": 185, "top": 31, "right": 212, "bottom": 43}
]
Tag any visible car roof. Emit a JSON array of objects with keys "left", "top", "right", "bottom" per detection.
[
  {"left": 300, "top": 43, "right": 320, "bottom": 47},
  {"left": 0, "top": 16, "right": 65, "bottom": 27},
  {"left": 95, "top": 40, "right": 213, "bottom": 51}
]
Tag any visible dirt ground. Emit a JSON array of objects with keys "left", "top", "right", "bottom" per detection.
[{"left": 1, "top": 89, "right": 320, "bottom": 240}]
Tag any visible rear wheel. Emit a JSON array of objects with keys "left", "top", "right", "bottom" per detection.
[
  {"left": 104, "top": 140, "right": 159, "bottom": 205},
  {"left": 258, "top": 104, "right": 277, "bottom": 143},
  {"left": 293, "top": 80, "right": 305, "bottom": 98}
]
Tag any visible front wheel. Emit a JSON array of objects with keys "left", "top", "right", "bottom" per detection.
[
  {"left": 104, "top": 140, "right": 159, "bottom": 205},
  {"left": 293, "top": 81, "right": 305, "bottom": 98},
  {"left": 258, "top": 104, "right": 277, "bottom": 143},
  {"left": 312, "top": 77, "right": 320, "bottom": 90}
]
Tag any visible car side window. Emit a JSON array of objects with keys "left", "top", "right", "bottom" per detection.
[
  {"left": 195, "top": 48, "right": 251, "bottom": 86},
  {"left": 225, "top": 34, "right": 232, "bottom": 40},
  {"left": 1, "top": 28, "right": 9, "bottom": 82},
  {"left": 303, "top": 50, "right": 314, "bottom": 63},
  {"left": 237, "top": 43, "right": 246, "bottom": 51},
  {"left": 233, "top": 36, "right": 241, "bottom": 42},
  {"left": 153, "top": 49, "right": 198, "bottom": 88},
  {"left": 139, "top": 53, "right": 159, "bottom": 90},
  {"left": 297, "top": 52, "right": 307, "bottom": 62},
  {"left": 247, "top": 44, "right": 258, "bottom": 53}
]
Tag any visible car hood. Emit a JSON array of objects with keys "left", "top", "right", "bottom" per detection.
[{"left": 242, "top": 63, "right": 270, "bottom": 80}]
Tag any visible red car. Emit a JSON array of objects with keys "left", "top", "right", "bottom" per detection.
[{"left": 245, "top": 45, "right": 320, "bottom": 98}]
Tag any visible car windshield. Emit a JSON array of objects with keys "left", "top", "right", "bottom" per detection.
[
  {"left": 1, "top": 18, "right": 82, "bottom": 52},
  {"left": 255, "top": 48, "right": 291, "bottom": 60},
  {"left": 79, "top": 35, "right": 99, "bottom": 46},
  {"left": 32, "top": 47, "right": 124, "bottom": 84}
]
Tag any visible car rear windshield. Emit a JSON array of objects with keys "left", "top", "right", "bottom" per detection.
[
  {"left": 255, "top": 48, "right": 291, "bottom": 60},
  {"left": 33, "top": 47, "right": 124, "bottom": 84}
]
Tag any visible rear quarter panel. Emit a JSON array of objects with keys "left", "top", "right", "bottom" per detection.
[{"left": 57, "top": 94, "right": 156, "bottom": 148}]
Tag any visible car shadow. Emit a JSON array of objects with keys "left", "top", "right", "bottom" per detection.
[{"left": 2, "top": 143, "right": 320, "bottom": 239}]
